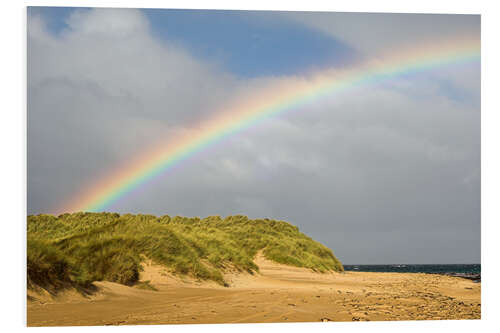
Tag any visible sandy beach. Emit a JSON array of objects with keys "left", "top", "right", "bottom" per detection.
[{"left": 27, "top": 253, "right": 480, "bottom": 326}]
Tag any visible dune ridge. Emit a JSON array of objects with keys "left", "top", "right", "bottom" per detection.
[{"left": 27, "top": 212, "right": 343, "bottom": 290}]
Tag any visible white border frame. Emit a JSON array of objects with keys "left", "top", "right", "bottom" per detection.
[{"left": 3, "top": 1, "right": 498, "bottom": 332}]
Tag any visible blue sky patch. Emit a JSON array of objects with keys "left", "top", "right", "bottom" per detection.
[{"left": 143, "top": 9, "right": 357, "bottom": 77}]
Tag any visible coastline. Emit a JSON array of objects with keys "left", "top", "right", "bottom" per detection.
[
  {"left": 27, "top": 253, "right": 481, "bottom": 326},
  {"left": 343, "top": 264, "right": 481, "bottom": 283}
]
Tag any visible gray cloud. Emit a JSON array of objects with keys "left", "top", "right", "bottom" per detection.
[
  {"left": 28, "top": 9, "right": 480, "bottom": 264},
  {"left": 285, "top": 12, "right": 480, "bottom": 54}
]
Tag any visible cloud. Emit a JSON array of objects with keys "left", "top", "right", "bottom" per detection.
[
  {"left": 285, "top": 12, "right": 480, "bottom": 55},
  {"left": 28, "top": 9, "right": 479, "bottom": 264},
  {"left": 64, "top": 7, "right": 150, "bottom": 37}
]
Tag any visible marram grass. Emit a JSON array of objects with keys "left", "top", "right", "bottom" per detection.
[{"left": 27, "top": 212, "right": 343, "bottom": 289}]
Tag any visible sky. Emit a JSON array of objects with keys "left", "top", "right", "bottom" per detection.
[{"left": 27, "top": 7, "right": 480, "bottom": 264}]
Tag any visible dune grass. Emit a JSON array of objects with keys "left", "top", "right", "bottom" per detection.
[{"left": 27, "top": 212, "right": 343, "bottom": 289}]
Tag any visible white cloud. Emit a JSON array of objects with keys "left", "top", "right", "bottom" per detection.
[{"left": 65, "top": 8, "right": 150, "bottom": 37}]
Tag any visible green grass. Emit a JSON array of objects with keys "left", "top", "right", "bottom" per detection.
[{"left": 27, "top": 212, "right": 343, "bottom": 289}]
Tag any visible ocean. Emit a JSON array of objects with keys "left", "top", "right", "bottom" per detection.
[{"left": 343, "top": 264, "right": 481, "bottom": 281}]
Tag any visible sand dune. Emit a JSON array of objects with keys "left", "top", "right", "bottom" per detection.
[{"left": 27, "top": 253, "right": 481, "bottom": 326}]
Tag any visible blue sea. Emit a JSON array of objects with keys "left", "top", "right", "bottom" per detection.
[{"left": 343, "top": 264, "right": 480, "bottom": 275}]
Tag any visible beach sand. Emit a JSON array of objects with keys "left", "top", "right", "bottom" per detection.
[{"left": 27, "top": 253, "right": 481, "bottom": 326}]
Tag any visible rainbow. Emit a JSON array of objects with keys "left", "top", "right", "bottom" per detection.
[{"left": 58, "top": 36, "right": 480, "bottom": 214}]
